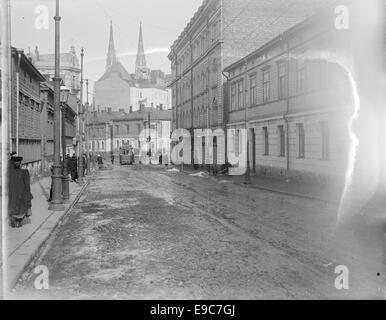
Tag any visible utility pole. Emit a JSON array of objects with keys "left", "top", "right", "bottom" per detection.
[
  {"left": 85, "top": 79, "right": 90, "bottom": 173},
  {"left": 49, "top": 0, "right": 65, "bottom": 210},
  {"left": 78, "top": 48, "right": 84, "bottom": 184},
  {"left": 1, "top": 0, "right": 11, "bottom": 299}
]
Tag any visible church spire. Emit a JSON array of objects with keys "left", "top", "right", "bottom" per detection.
[
  {"left": 135, "top": 21, "right": 149, "bottom": 80},
  {"left": 106, "top": 20, "right": 117, "bottom": 71}
]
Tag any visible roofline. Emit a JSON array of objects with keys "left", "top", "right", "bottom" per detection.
[
  {"left": 223, "top": 3, "right": 333, "bottom": 73},
  {"left": 12, "top": 47, "right": 46, "bottom": 81}
]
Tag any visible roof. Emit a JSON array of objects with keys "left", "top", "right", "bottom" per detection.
[
  {"left": 12, "top": 47, "right": 46, "bottom": 82},
  {"left": 37, "top": 52, "right": 80, "bottom": 69},
  {"left": 88, "top": 108, "right": 172, "bottom": 125},
  {"left": 96, "top": 61, "right": 134, "bottom": 83}
]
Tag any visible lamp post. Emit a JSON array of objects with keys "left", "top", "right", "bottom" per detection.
[
  {"left": 78, "top": 48, "right": 84, "bottom": 184},
  {"left": 61, "top": 87, "right": 70, "bottom": 203},
  {"left": 49, "top": 0, "right": 65, "bottom": 211},
  {"left": 85, "top": 79, "right": 90, "bottom": 173}
]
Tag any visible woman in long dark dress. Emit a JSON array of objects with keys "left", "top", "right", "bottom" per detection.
[{"left": 8, "top": 156, "right": 33, "bottom": 228}]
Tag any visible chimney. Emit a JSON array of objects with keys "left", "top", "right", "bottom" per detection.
[
  {"left": 107, "top": 107, "right": 112, "bottom": 113},
  {"left": 129, "top": 106, "right": 133, "bottom": 113}
]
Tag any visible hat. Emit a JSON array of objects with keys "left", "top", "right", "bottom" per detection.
[{"left": 11, "top": 156, "right": 23, "bottom": 162}]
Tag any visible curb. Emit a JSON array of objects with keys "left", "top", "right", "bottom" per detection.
[
  {"left": 6, "top": 178, "right": 90, "bottom": 292},
  {"left": 164, "top": 167, "right": 340, "bottom": 205}
]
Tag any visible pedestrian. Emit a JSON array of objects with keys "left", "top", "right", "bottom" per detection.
[
  {"left": 111, "top": 153, "right": 114, "bottom": 165},
  {"left": 82, "top": 154, "right": 87, "bottom": 177},
  {"left": 8, "top": 154, "right": 33, "bottom": 228},
  {"left": 69, "top": 153, "right": 78, "bottom": 182},
  {"left": 48, "top": 164, "right": 54, "bottom": 201},
  {"left": 97, "top": 154, "right": 103, "bottom": 169}
]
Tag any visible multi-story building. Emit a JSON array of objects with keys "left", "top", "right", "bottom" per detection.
[
  {"left": 94, "top": 22, "right": 171, "bottom": 113},
  {"left": 224, "top": 4, "right": 355, "bottom": 183},
  {"left": 168, "top": 0, "right": 332, "bottom": 165},
  {"left": 86, "top": 108, "right": 172, "bottom": 160},
  {"left": 5, "top": 48, "right": 78, "bottom": 180},
  {"left": 10, "top": 47, "right": 46, "bottom": 178},
  {"left": 31, "top": 45, "right": 81, "bottom": 97}
]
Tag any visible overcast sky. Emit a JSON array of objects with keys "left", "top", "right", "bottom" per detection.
[{"left": 11, "top": 0, "right": 202, "bottom": 91}]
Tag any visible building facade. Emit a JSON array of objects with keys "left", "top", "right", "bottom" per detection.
[
  {"left": 86, "top": 108, "right": 172, "bottom": 161},
  {"left": 6, "top": 48, "right": 78, "bottom": 180},
  {"left": 31, "top": 45, "right": 81, "bottom": 97},
  {"left": 167, "top": 0, "right": 332, "bottom": 140},
  {"left": 10, "top": 47, "right": 46, "bottom": 178},
  {"left": 224, "top": 5, "right": 354, "bottom": 183}
]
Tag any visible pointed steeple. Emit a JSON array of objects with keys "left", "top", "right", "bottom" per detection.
[
  {"left": 135, "top": 21, "right": 149, "bottom": 80},
  {"left": 106, "top": 21, "right": 117, "bottom": 71}
]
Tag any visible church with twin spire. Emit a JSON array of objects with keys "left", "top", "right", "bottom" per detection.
[{"left": 94, "top": 22, "right": 171, "bottom": 113}]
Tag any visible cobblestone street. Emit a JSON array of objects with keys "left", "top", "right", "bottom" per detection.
[{"left": 11, "top": 165, "right": 382, "bottom": 299}]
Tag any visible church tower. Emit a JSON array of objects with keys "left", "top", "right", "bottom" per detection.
[
  {"left": 135, "top": 22, "right": 150, "bottom": 80},
  {"left": 106, "top": 21, "right": 118, "bottom": 71}
]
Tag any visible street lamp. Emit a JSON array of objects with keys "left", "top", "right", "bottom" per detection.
[
  {"left": 85, "top": 79, "right": 90, "bottom": 173},
  {"left": 60, "top": 86, "right": 70, "bottom": 203},
  {"left": 78, "top": 48, "right": 84, "bottom": 184},
  {"left": 49, "top": 0, "right": 65, "bottom": 211}
]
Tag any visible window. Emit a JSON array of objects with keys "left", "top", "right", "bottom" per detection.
[
  {"left": 115, "top": 125, "right": 119, "bottom": 134},
  {"left": 278, "top": 125, "right": 285, "bottom": 157},
  {"left": 278, "top": 63, "right": 286, "bottom": 99},
  {"left": 102, "top": 141, "right": 105, "bottom": 150},
  {"left": 231, "top": 84, "right": 236, "bottom": 110},
  {"left": 320, "top": 120, "right": 330, "bottom": 160},
  {"left": 250, "top": 75, "right": 257, "bottom": 106},
  {"left": 297, "top": 59, "right": 307, "bottom": 94},
  {"left": 263, "top": 127, "right": 269, "bottom": 156},
  {"left": 237, "top": 80, "right": 244, "bottom": 109},
  {"left": 212, "top": 86, "right": 218, "bottom": 106},
  {"left": 297, "top": 123, "right": 305, "bottom": 158},
  {"left": 126, "top": 124, "right": 130, "bottom": 133},
  {"left": 116, "top": 141, "right": 119, "bottom": 148},
  {"left": 263, "top": 70, "right": 270, "bottom": 103}
]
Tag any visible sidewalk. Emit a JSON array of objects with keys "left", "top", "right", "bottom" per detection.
[
  {"left": 0, "top": 173, "right": 90, "bottom": 295},
  {"left": 164, "top": 165, "right": 345, "bottom": 204}
]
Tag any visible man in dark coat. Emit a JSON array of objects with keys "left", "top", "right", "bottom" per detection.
[
  {"left": 69, "top": 153, "right": 78, "bottom": 182},
  {"left": 8, "top": 155, "right": 33, "bottom": 228}
]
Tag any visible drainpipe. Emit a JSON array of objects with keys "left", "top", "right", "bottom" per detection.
[
  {"left": 243, "top": 58, "right": 251, "bottom": 184},
  {"left": 222, "top": 70, "right": 230, "bottom": 165},
  {"left": 284, "top": 35, "right": 290, "bottom": 176},
  {"left": 16, "top": 49, "right": 23, "bottom": 155},
  {"left": 190, "top": 39, "right": 195, "bottom": 166}
]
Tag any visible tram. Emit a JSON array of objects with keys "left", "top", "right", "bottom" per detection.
[{"left": 119, "top": 143, "right": 135, "bottom": 165}]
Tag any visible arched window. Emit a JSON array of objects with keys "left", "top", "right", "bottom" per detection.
[{"left": 102, "top": 141, "right": 105, "bottom": 150}]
